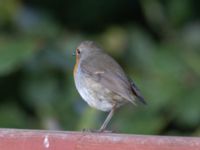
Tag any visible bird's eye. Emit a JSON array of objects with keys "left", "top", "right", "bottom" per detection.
[{"left": 76, "top": 49, "right": 81, "bottom": 55}]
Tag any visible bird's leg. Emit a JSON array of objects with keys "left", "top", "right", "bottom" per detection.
[{"left": 99, "top": 106, "right": 115, "bottom": 132}]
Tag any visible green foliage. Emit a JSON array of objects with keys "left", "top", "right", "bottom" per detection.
[
  {"left": 0, "top": 0, "right": 199, "bottom": 136},
  {"left": 0, "top": 38, "right": 37, "bottom": 75}
]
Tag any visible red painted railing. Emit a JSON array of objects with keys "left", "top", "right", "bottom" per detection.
[{"left": 0, "top": 128, "right": 199, "bottom": 150}]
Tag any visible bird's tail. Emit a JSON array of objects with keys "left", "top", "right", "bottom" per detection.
[{"left": 130, "top": 80, "right": 147, "bottom": 105}]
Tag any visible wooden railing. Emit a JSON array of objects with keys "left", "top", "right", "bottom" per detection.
[{"left": 0, "top": 128, "right": 199, "bottom": 150}]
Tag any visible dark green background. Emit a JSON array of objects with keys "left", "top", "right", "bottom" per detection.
[{"left": 0, "top": 0, "right": 200, "bottom": 136}]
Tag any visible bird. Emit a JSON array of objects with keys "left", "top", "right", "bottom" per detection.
[{"left": 73, "top": 40, "right": 146, "bottom": 132}]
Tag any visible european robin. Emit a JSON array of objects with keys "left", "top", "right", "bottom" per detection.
[{"left": 73, "top": 41, "right": 146, "bottom": 132}]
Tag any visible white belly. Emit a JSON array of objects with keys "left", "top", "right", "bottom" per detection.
[
  {"left": 74, "top": 68, "right": 115, "bottom": 111},
  {"left": 77, "top": 86, "right": 113, "bottom": 112}
]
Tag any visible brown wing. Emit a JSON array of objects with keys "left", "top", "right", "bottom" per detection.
[{"left": 80, "top": 53, "right": 137, "bottom": 104}]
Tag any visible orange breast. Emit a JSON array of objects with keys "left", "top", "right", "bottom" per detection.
[{"left": 73, "top": 55, "right": 79, "bottom": 78}]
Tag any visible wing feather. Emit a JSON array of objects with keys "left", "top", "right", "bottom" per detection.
[{"left": 80, "top": 54, "right": 137, "bottom": 104}]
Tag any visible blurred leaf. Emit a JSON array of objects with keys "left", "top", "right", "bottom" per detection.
[
  {"left": 168, "top": 0, "right": 192, "bottom": 27},
  {"left": 128, "top": 26, "right": 156, "bottom": 69},
  {"left": 113, "top": 106, "right": 165, "bottom": 134},
  {"left": 15, "top": 6, "right": 61, "bottom": 38},
  {"left": 0, "top": 0, "right": 20, "bottom": 24},
  {"left": 182, "top": 51, "right": 200, "bottom": 75},
  {"left": 172, "top": 87, "right": 200, "bottom": 127},
  {"left": 100, "top": 26, "right": 128, "bottom": 56},
  {"left": 22, "top": 74, "right": 59, "bottom": 108},
  {"left": 77, "top": 108, "right": 100, "bottom": 130},
  {"left": 0, "top": 101, "right": 28, "bottom": 128},
  {"left": 181, "top": 23, "right": 200, "bottom": 52},
  {"left": 0, "top": 37, "right": 37, "bottom": 75}
]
